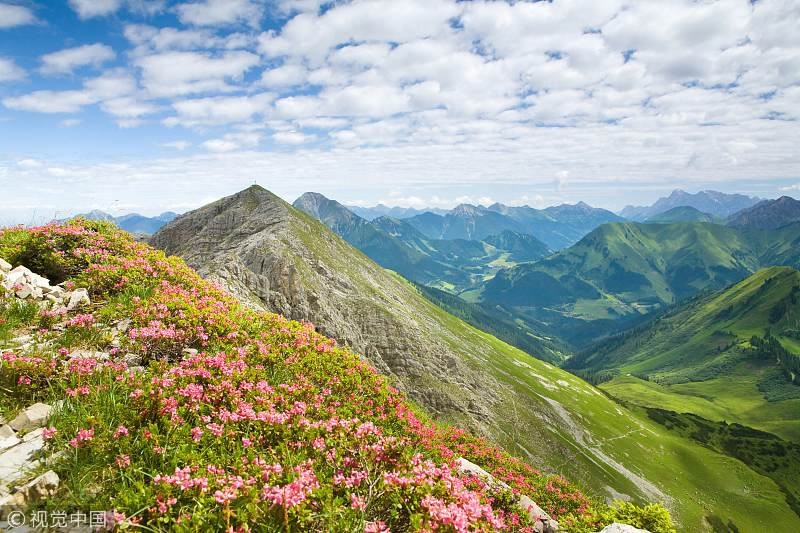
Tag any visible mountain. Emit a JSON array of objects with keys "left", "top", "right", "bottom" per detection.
[
  {"left": 405, "top": 204, "right": 527, "bottom": 242},
  {"left": 149, "top": 185, "right": 799, "bottom": 530},
  {"left": 646, "top": 206, "right": 716, "bottom": 223},
  {"left": 347, "top": 203, "right": 448, "bottom": 220},
  {"left": 470, "top": 221, "right": 800, "bottom": 346},
  {"left": 620, "top": 190, "right": 760, "bottom": 221},
  {"left": 66, "top": 210, "right": 178, "bottom": 234},
  {"left": 403, "top": 201, "right": 624, "bottom": 250},
  {"left": 293, "top": 193, "right": 551, "bottom": 292},
  {"left": 728, "top": 196, "right": 800, "bottom": 230}
]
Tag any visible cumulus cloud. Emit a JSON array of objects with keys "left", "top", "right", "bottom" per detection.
[
  {"left": 0, "top": 57, "right": 24, "bottom": 81},
  {"left": 0, "top": 2, "right": 35, "bottom": 28},
  {"left": 68, "top": 0, "right": 121, "bottom": 19},
  {"left": 135, "top": 50, "right": 259, "bottom": 97},
  {"left": 2, "top": 0, "right": 799, "bottom": 218},
  {"left": 40, "top": 43, "right": 116, "bottom": 75},
  {"left": 176, "top": 0, "right": 263, "bottom": 27}
]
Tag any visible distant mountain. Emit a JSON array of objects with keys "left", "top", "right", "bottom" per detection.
[
  {"left": 347, "top": 204, "right": 448, "bottom": 220},
  {"left": 65, "top": 210, "right": 178, "bottom": 234},
  {"left": 470, "top": 221, "right": 800, "bottom": 346},
  {"left": 727, "top": 196, "right": 800, "bottom": 230},
  {"left": 150, "top": 185, "right": 795, "bottom": 530},
  {"left": 620, "top": 189, "right": 760, "bottom": 221},
  {"left": 404, "top": 201, "right": 623, "bottom": 250},
  {"left": 293, "top": 193, "right": 551, "bottom": 292},
  {"left": 646, "top": 206, "right": 716, "bottom": 223}
]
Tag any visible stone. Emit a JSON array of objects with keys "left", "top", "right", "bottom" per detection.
[
  {"left": 182, "top": 348, "right": 199, "bottom": 356},
  {"left": 66, "top": 288, "right": 90, "bottom": 310},
  {"left": 456, "top": 458, "right": 557, "bottom": 532},
  {"left": 0, "top": 431, "right": 44, "bottom": 484},
  {"left": 0, "top": 425, "right": 20, "bottom": 452},
  {"left": 15, "top": 285, "right": 33, "bottom": 299},
  {"left": 19, "top": 470, "right": 59, "bottom": 500},
  {"left": 116, "top": 319, "right": 131, "bottom": 332},
  {"left": 595, "top": 524, "right": 651, "bottom": 533},
  {"left": 123, "top": 353, "right": 143, "bottom": 366},
  {"left": 0, "top": 491, "right": 26, "bottom": 518},
  {"left": 1, "top": 269, "right": 25, "bottom": 288},
  {"left": 0, "top": 258, "right": 11, "bottom": 272},
  {"left": 69, "top": 350, "right": 109, "bottom": 361},
  {"left": 9, "top": 403, "right": 52, "bottom": 432}
]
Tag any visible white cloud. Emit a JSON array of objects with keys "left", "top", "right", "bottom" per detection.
[
  {"left": 3, "top": 90, "right": 96, "bottom": 113},
  {"left": 3, "top": 69, "right": 135, "bottom": 113},
  {"left": 68, "top": 0, "right": 121, "bottom": 19},
  {"left": 202, "top": 131, "right": 261, "bottom": 152},
  {"left": 60, "top": 119, "right": 81, "bottom": 127},
  {"left": 273, "top": 130, "right": 315, "bottom": 145},
  {"left": 40, "top": 43, "right": 116, "bottom": 75},
  {"left": 176, "top": 0, "right": 263, "bottom": 27},
  {"left": 168, "top": 92, "right": 274, "bottom": 126},
  {"left": 161, "top": 140, "right": 191, "bottom": 150},
  {"left": 0, "top": 57, "right": 24, "bottom": 81},
  {"left": 0, "top": 2, "right": 35, "bottom": 28},
  {"left": 260, "top": 63, "right": 307, "bottom": 88},
  {"left": 136, "top": 50, "right": 260, "bottom": 97}
]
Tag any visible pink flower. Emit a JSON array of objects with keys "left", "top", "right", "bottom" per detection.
[
  {"left": 42, "top": 427, "right": 57, "bottom": 440},
  {"left": 364, "top": 521, "right": 388, "bottom": 533},
  {"left": 350, "top": 493, "right": 366, "bottom": 511},
  {"left": 190, "top": 427, "right": 204, "bottom": 442},
  {"left": 17, "top": 375, "right": 31, "bottom": 385},
  {"left": 116, "top": 455, "right": 131, "bottom": 468},
  {"left": 241, "top": 437, "right": 252, "bottom": 448},
  {"left": 113, "top": 425, "right": 129, "bottom": 438},
  {"left": 69, "top": 428, "right": 95, "bottom": 448}
]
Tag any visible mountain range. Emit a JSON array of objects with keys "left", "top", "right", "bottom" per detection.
[
  {"left": 403, "top": 201, "right": 624, "bottom": 250},
  {"left": 469, "top": 220, "right": 800, "bottom": 346},
  {"left": 293, "top": 192, "right": 552, "bottom": 292},
  {"left": 620, "top": 189, "right": 760, "bottom": 221},
  {"left": 149, "top": 185, "right": 800, "bottom": 531},
  {"left": 64, "top": 209, "right": 178, "bottom": 234},
  {"left": 347, "top": 203, "right": 449, "bottom": 220}
]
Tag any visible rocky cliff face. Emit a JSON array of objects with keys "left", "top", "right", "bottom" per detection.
[{"left": 151, "top": 185, "right": 500, "bottom": 430}]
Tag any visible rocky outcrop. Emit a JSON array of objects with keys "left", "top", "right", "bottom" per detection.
[
  {"left": 151, "top": 186, "right": 502, "bottom": 434},
  {"left": 0, "top": 262, "right": 90, "bottom": 311},
  {"left": 457, "top": 457, "right": 558, "bottom": 533}
]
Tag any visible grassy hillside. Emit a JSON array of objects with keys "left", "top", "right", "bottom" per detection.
[
  {"left": 0, "top": 220, "right": 676, "bottom": 532},
  {"left": 646, "top": 206, "right": 717, "bottom": 223},
  {"left": 473, "top": 221, "right": 800, "bottom": 346},
  {"left": 570, "top": 267, "right": 800, "bottom": 442}
]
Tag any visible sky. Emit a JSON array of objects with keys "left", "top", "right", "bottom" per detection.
[{"left": 0, "top": 0, "right": 798, "bottom": 223}]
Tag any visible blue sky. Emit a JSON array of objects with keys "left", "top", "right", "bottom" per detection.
[{"left": 0, "top": 0, "right": 798, "bottom": 223}]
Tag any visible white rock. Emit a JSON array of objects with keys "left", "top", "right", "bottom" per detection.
[
  {"left": 20, "top": 470, "right": 59, "bottom": 500},
  {"left": 1, "top": 269, "right": 24, "bottom": 288},
  {"left": 0, "top": 258, "right": 11, "bottom": 272},
  {"left": 0, "top": 491, "right": 26, "bottom": 518},
  {"left": 9, "top": 403, "right": 52, "bottom": 432},
  {"left": 0, "top": 425, "right": 20, "bottom": 452},
  {"left": 9, "top": 265, "right": 32, "bottom": 277},
  {"left": 15, "top": 285, "right": 33, "bottom": 299},
  {"left": 69, "top": 350, "right": 109, "bottom": 361},
  {"left": 182, "top": 348, "right": 199, "bottom": 356},
  {"left": 66, "top": 288, "right": 90, "bottom": 310},
  {"left": 595, "top": 524, "right": 652, "bottom": 533},
  {"left": 0, "top": 431, "right": 44, "bottom": 484}
]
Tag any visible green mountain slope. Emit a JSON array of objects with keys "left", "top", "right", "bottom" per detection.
[
  {"left": 151, "top": 186, "right": 800, "bottom": 531},
  {"left": 472, "top": 221, "right": 800, "bottom": 346},
  {"left": 570, "top": 267, "right": 800, "bottom": 441}
]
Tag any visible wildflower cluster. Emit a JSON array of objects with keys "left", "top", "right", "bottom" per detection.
[{"left": 0, "top": 220, "right": 674, "bottom": 532}]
